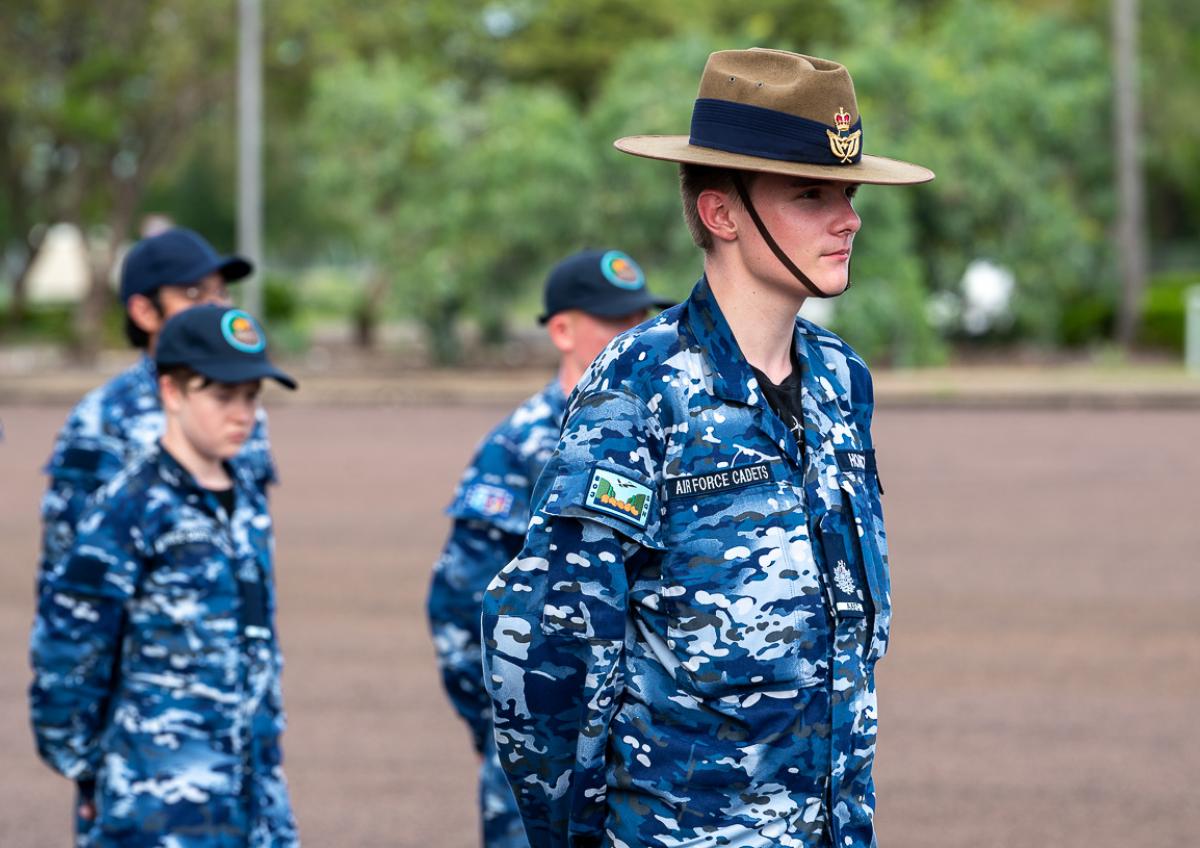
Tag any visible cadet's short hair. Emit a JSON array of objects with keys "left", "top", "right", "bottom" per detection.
[
  {"left": 678, "top": 164, "right": 756, "bottom": 251},
  {"left": 157, "top": 365, "right": 213, "bottom": 394},
  {"left": 124, "top": 290, "right": 163, "bottom": 350}
]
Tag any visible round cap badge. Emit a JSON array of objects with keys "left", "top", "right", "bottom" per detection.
[
  {"left": 221, "top": 309, "right": 266, "bottom": 353},
  {"left": 600, "top": 250, "right": 645, "bottom": 290}
]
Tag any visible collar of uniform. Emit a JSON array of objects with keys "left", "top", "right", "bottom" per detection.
[
  {"left": 680, "top": 276, "right": 762, "bottom": 405},
  {"left": 794, "top": 323, "right": 868, "bottom": 467},
  {"left": 135, "top": 353, "right": 159, "bottom": 392},
  {"left": 154, "top": 440, "right": 244, "bottom": 501},
  {"left": 793, "top": 322, "right": 850, "bottom": 406},
  {"left": 543, "top": 378, "right": 568, "bottom": 427}
]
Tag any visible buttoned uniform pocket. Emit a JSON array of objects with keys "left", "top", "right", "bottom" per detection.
[
  {"left": 835, "top": 463, "right": 891, "bottom": 666},
  {"left": 661, "top": 476, "right": 831, "bottom": 695}
]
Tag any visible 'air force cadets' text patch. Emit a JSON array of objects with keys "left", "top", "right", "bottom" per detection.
[
  {"left": 668, "top": 461, "right": 775, "bottom": 499},
  {"left": 584, "top": 468, "right": 652, "bottom": 529}
]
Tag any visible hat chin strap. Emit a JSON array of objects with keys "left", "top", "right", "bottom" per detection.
[{"left": 731, "top": 173, "right": 851, "bottom": 300}]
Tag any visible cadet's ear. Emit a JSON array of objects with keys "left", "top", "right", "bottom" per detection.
[
  {"left": 127, "top": 294, "right": 165, "bottom": 337},
  {"left": 546, "top": 312, "right": 576, "bottom": 355},
  {"left": 696, "top": 188, "right": 739, "bottom": 244},
  {"left": 158, "top": 374, "right": 183, "bottom": 413}
]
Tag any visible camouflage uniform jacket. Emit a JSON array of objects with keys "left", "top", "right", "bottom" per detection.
[
  {"left": 39, "top": 355, "right": 276, "bottom": 596},
  {"left": 482, "top": 278, "right": 891, "bottom": 848},
  {"left": 429, "top": 379, "right": 567, "bottom": 752},
  {"left": 29, "top": 445, "right": 297, "bottom": 847}
]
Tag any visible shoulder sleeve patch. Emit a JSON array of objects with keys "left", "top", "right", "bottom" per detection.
[
  {"left": 463, "top": 483, "right": 515, "bottom": 518},
  {"left": 584, "top": 467, "right": 653, "bottom": 530}
]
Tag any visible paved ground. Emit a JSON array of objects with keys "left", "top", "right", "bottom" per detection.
[{"left": 1, "top": 401, "right": 1197, "bottom": 847}]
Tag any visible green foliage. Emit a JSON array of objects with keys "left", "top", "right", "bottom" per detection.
[
  {"left": 262, "top": 273, "right": 300, "bottom": 324},
  {"left": 5, "top": 0, "right": 1197, "bottom": 362},
  {"left": 583, "top": 34, "right": 723, "bottom": 298},
  {"left": 833, "top": 0, "right": 1116, "bottom": 351},
  {"left": 1139, "top": 272, "right": 1200, "bottom": 353}
]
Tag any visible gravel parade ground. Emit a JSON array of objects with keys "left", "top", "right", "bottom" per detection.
[{"left": 2, "top": 402, "right": 1196, "bottom": 847}]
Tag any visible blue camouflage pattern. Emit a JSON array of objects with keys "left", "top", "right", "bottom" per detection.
[
  {"left": 481, "top": 277, "right": 891, "bottom": 847},
  {"left": 39, "top": 355, "right": 276, "bottom": 598},
  {"left": 428, "top": 380, "right": 567, "bottom": 848},
  {"left": 29, "top": 445, "right": 297, "bottom": 847}
]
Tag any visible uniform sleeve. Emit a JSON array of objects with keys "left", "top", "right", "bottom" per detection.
[
  {"left": 481, "top": 389, "right": 665, "bottom": 848},
  {"left": 427, "top": 517, "right": 525, "bottom": 752},
  {"left": 29, "top": 488, "right": 145, "bottom": 781},
  {"left": 39, "top": 417, "right": 126, "bottom": 597}
]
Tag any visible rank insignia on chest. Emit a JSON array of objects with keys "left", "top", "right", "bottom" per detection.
[
  {"left": 585, "top": 467, "right": 653, "bottom": 529},
  {"left": 464, "top": 483, "right": 514, "bottom": 518},
  {"left": 824, "top": 532, "right": 867, "bottom": 620}
]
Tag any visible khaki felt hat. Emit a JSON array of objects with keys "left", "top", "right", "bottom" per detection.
[{"left": 615, "top": 48, "right": 934, "bottom": 185}]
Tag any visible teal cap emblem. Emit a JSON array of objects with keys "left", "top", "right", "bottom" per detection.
[
  {"left": 221, "top": 309, "right": 266, "bottom": 353},
  {"left": 599, "top": 250, "right": 645, "bottom": 291}
]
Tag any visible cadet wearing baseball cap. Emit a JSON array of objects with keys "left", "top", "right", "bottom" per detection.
[
  {"left": 482, "top": 49, "right": 933, "bottom": 847},
  {"left": 427, "top": 248, "right": 669, "bottom": 848},
  {"left": 34, "top": 228, "right": 279, "bottom": 843},
  {"left": 31, "top": 305, "right": 299, "bottom": 846}
]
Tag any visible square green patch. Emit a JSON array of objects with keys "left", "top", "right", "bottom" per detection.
[{"left": 584, "top": 467, "right": 653, "bottom": 530}]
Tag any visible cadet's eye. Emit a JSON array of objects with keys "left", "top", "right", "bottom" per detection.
[{"left": 845, "top": 184, "right": 860, "bottom": 200}]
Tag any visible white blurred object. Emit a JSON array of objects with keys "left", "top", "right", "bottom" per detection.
[
  {"left": 140, "top": 214, "right": 174, "bottom": 237},
  {"left": 800, "top": 297, "right": 835, "bottom": 327},
  {"left": 26, "top": 224, "right": 90, "bottom": 304},
  {"left": 960, "top": 259, "right": 1015, "bottom": 335},
  {"left": 1186, "top": 286, "right": 1200, "bottom": 376}
]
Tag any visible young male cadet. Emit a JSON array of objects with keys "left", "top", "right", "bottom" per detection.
[
  {"left": 35, "top": 227, "right": 276, "bottom": 837},
  {"left": 30, "top": 305, "right": 299, "bottom": 847},
  {"left": 481, "top": 49, "right": 934, "bottom": 847},
  {"left": 40, "top": 228, "right": 276, "bottom": 588},
  {"left": 428, "top": 248, "right": 671, "bottom": 848}
]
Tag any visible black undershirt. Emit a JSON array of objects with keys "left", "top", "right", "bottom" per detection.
[
  {"left": 208, "top": 486, "right": 235, "bottom": 518},
  {"left": 751, "top": 351, "right": 807, "bottom": 463}
]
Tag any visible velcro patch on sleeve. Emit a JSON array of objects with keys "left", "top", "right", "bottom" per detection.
[
  {"left": 584, "top": 467, "right": 653, "bottom": 530},
  {"left": 464, "top": 483, "right": 515, "bottom": 518}
]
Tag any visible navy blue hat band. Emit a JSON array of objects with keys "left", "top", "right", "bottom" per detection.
[{"left": 689, "top": 98, "right": 863, "bottom": 167}]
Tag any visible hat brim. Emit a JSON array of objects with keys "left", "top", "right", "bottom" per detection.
[
  {"left": 174, "top": 358, "right": 298, "bottom": 391},
  {"left": 216, "top": 256, "right": 253, "bottom": 283},
  {"left": 538, "top": 292, "right": 675, "bottom": 325},
  {"left": 614, "top": 135, "right": 934, "bottom": 185}
]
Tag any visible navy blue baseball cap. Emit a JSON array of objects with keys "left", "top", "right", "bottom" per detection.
[
  {"left": 538, "top": 249, "right": 673, "bottom": 324},
  {"left": 155, "top": 305, "right": 297, "bottom": 390},
  {"left": 120, "top": 228, "right": 252, "bottom": 303}
]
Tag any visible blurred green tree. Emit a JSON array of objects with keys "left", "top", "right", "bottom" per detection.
[
  {"left": 302, "top": 59, "right": 594, "bottom": 361},
  {"left": 831, "top": 0, "right": 1115, "bottom": 353},
  {"left": 0, "top": 1, "right": 240, "bottom": 356}
]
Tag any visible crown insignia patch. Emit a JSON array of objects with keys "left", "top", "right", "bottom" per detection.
[
  {"left": 826, "top": 107, "right": 862, "bottom": 164},
  {"left": 833, "top": 561, "right": 857, "bottom": 595}
]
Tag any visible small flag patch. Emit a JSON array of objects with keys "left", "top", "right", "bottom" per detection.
[{"left": 464, "top": 484, "right": 514, "bottom": 518}]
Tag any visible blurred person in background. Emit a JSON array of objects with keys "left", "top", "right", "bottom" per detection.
[
  {"left": 29, "top": 306, "right": 299, "bottom": 847},
  {"left": 427, "top": 248, "right": 671, "bottom": 848},
  {"left": 480, "top": 48, "right": 934, "bottom": 847},
  {"left": 33, "top": 227, "right": 277, "bottom": 842}
]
